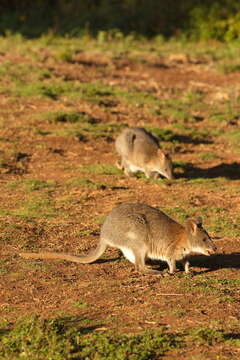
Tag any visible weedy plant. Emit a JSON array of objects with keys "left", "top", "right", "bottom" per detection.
[{"left": 0, "top": 315, "right": 181, "bottom": 360}]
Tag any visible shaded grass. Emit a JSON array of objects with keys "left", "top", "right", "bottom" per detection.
[
  {"left": 0, "top": 150, "right": 30, "bottom": 175},
  {"left": 0, "top": 315, "right": 181, "bottom": 360},
  {"left": 0, "top": 315, "right": 239, "bottom": 360},
  {"left": 46, "top": 111, "right": 92, "bottom": 124},
  {"left": 188, "top": 327, "right": 225, "bottom": 346},
  {"left": 144, "top": 127, "right": 176, "bottom": 141},
  {"left": 144, "top": 125, "right": 213, "bottom": 149}
]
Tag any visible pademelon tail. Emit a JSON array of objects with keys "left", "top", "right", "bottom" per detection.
[{"left": 19, "top": 241, "right": 107, "bottom": 264}]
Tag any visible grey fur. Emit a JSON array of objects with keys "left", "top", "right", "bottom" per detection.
[
  {"left": 20, "top": 203, "right": 217, "bottom": 275},
  {"left": 115, "top": 127, "right": 174, "bottom": 180}
]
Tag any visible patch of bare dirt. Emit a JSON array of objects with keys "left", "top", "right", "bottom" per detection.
[{"left": 0, "top": 48, "right": 239, "bottom": 358}]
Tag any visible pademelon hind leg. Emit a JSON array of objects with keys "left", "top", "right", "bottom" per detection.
[
  {"left": 181, "top": 259, "right": 190, "bottom": 273},
  {"left": 121, "top": 159, "right": 134, "bottom": 176},
  {"left": 166, "top": 259, "right": 177, "bottom": 274},
  {"left": 120, "top": 247, "right": 136, "bottom": 264},
  {"left": 115, "top": 159, "right": 124, "bottom": 170},
  {"left": 133, "top": 250, "right": 162, "bottom": 275}
]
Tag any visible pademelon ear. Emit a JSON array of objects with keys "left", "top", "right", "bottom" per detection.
[
  {"left": 157, "top": 149, "right": 166, "bottom": 160},
  {"left": 186, "top": 219, "right": 198, "bottom": 235},
  {"left": 195, "top": 217, "right": 203, "bottom": 227}
]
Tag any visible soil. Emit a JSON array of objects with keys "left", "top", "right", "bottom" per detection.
[{"left": 0, "top": 45, "right": 239, "bottom": 359}]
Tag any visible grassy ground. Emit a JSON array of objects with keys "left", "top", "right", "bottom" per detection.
[{"left": 0, "top": 34, "right": 240, "bottom": 359}]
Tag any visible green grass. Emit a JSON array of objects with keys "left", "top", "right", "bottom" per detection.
[
  {"left": 7, "top": 179, "right": 57, "bottom": 192},
  {"left": 211, "top": 278, "right": 240, "bottom": 287},
  {"left": 184, "top": 279, "right": 223, "bottom": 296},
  {"left": 77, "top": 229, "right": 96, "bottom": 237},
  {"left": 161, "top": 107, "right": 192, "bottom": 123},
  {"left": 2, "top": 40, "right": 239, "bottom": 135},
  {"left": 14, "top": 198, "right": 56, "bottom": 219},
  {"left": 0, "top": 61, "right": 52, "bottom": 83},
  {"left": 152, "top": 94, "right": 201, "bottom": 123},
  {"left": 218, "top": 61, "right": 240, "bottom": 74},
  {"left": 12, "top": 80, "right": 77, "bottom": 100},
  {"left": 81, "top": 163, "right": 123, "bottom": 176},
  {"left": 0, "top": 315, "right": 181, "bottom": 360},
  {"left": 54, "top": 48, "right": 76, "bottom": 63},
  {"left": 0, "top": 196, "right": 60, "bottom": 220},
  {"left": 188, "top": 327, "right": 224, "bottom": 345},
  {"left": 172, "top": 308, "right": 189, "bottom": 318},
  {"left": 0, "top": 59, "right": 193, "bottom": 116},
  {"left": 3, "top": 74, "right": 161, "bottom": 110},
  {"left": 0, "top": 315, "right": 239, "bottom": 359},
  {"left": 172, "top": 123, "right": 211, "bottom": 141},
  {"left": 66, "top": 178, "right": 107, "bottom": 190},
  {"left": 199, "top": 152, "right": 219, "bottom": 160},
  {"left": 183, "top": 276, "right": 240, "bottom": 299},
  {"left": 46, "top": 111, "right": 92, "bottom": 124},
  {"left": 186, "top": 178, "right": 224, "bottom": 186},
  {"left": 74, "top": 81, "right": 161, "bottom": 111},
  {"left": 0, "top": 150, "right": 29, "bottom": 174},
  {"left": 208, "top": 102, "right": 239, "bottom": 124},
  {"left": 73, "top": 301, "right": 89, "bottom": 308},
  {"left": 1, "top": 33, "right": 240, "bottom": 360},
  {"left": 207, "top": 214, "right": 240, "bottom": 238},
  {"left": 198, "top": 206, "right": 240, "bottom": 238},
  {"left": 136, "top": 174, "right": 166, "bottom": 185},
  {"left": 95, "top": 216, "right": 106, "bottom": 224},
  {"left": 163, "top": 206, "right": 196, "bottom": 223},
  {"left": 144, "top": 127, "right": 176, "bottom": 141},
  {"left": 161, "top": 204, "right": 240, "bottom": 239},
  {"left": 47, "top": 115, "right": 125, "bottom": 141},
  {"left": 224, "top": 129, "right": 240, "bottom": 150},
  {"left": 131, "top": 124, "right": 213, "bottom": 149},
  {"left": 0, "top": 259, "right": 8, "bottom": 275}
]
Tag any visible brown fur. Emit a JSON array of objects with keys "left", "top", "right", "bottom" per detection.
[
  {"left": 20, "top": 203, "right": 217, "bottom": 275},
  {"left": 115, "top": 127, "right": 174, "bottom": 180}
]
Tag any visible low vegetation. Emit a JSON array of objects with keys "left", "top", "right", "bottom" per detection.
[{"left": 0, "top": 32, "right": 239, "bottom": 359}]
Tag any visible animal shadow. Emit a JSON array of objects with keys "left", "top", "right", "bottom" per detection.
[
  {"left": 94, "top": 257, "right": 119, "bottom": 264},
  {"left": 177, "top": 162, "right": 240, "bottom": 180},
  {"left": 190, "top": 252, "right": 240, "bottom": 274},
  {"left": 59, "top": 317, "right": 105, "bottom": 334},
  {"left": 172, "top": 134, "right": 212, "bottom": 145}
]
